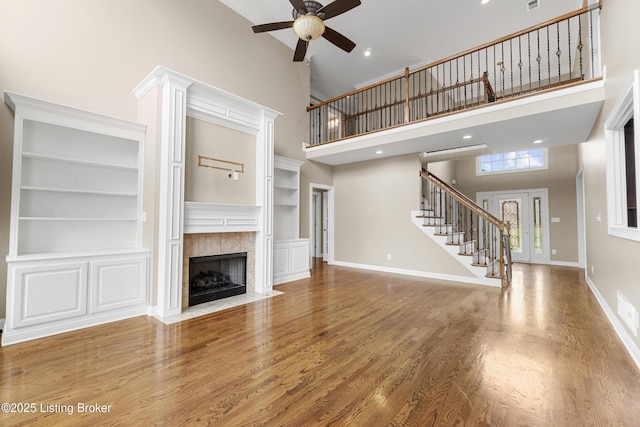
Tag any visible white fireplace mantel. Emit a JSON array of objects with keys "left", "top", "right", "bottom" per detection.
[
  {"left": 184, "top": 202, "right": 261, "bottom": 234},
  {"left": 134, "top": 66, "right": 281, "bottom": 318}
]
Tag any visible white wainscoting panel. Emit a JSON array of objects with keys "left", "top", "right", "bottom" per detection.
[
  {"left": 184, "top": 202, "right": 261, "bottom": 234},
  {"left": 14, "top": 262, "right": 88, "bottom": 328},
  {"left": 273, "top": 239, "right": 310, "bottom": 285},
  {"left": 90, "top": 257, "right": 148, "bottom": 313}
]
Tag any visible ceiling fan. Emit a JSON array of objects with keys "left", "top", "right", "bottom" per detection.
[{"left": 252, "top": 0, "right": 361, "bottom": 62}]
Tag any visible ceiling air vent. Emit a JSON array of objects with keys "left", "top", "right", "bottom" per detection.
[{"left": 527, "top": 0, "right": 540, "bottom": 11}]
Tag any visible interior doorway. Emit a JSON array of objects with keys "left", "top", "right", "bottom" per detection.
[
  {"left": 477, "top": 189, "right": 550, "bottom": 264},
  {"left": 309, "top": 183, "right": 334, "bottom": 267}
]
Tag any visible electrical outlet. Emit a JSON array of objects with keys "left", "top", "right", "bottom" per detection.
[
  {"left": 591, "top": 265, "right": 595, "bottom": 274},
  {"left": 387, "top": 253, "right": 391, "bottom": 260},
  {"left": 552, "top": 249, "right": 557, "bottom": 255}
]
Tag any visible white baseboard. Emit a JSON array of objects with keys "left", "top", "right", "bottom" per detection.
[
  {"left": 549, "top": 260, "right": 580, "bottom": 267},
  {"left": 333, "top": 260, "right": 501, "bottom": 288},
  {"left": 585, "top": 274, "right": 640, "bottom": 372},
  {"left": 147, "top": 305, "right": 158, "bottom": 317},
  {"left": 1, "top": 306, "right": 149, "bottom": 346},
  {"left": 273, "top": 271, "right": 311, "bottom": 285}
]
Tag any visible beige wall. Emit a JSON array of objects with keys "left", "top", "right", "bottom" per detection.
[
  {"left": 453, "top": 145, "right": 580, "bottom": 263},
  {"left": 0, "top": 0, "right": 314, "bottom": 318},
  {"left": 333, "top": 154, "right": 473, "bottom": 277},
  {"left": 185, "top": 118, "right": 256, "bottom": 205},
  {"left": 426, "top": 160, "right": 457, "bottom": 185},
  {"left": 578, "top": 0, "right": 640, "bottom": 352}
]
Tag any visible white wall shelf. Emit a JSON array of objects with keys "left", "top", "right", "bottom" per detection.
[
  {"left": 273, "top": 156, "right": 310, "bottom": 284},
  {"left": 2, "top": 91, "right": 150, "bottom": 346}
]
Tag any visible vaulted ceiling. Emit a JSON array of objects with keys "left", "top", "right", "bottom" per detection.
[{"left": 219, "top": 0, "right": 582, "bottom": 100}]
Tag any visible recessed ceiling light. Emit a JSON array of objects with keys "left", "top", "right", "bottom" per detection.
[
  {"left": 364, "top": 49, "right": 372, "bottom": 57},
  {"left": 463, "top": 135, "right": 472, "bottom": 140},
  {"left": 481, "top": 0, "right": 490, "bottom": 4},
  {"left": 376, "top": 150, "right": 383, "bottom": 154},
  {"left": 533, "top": 139, "right": 543, "bottom": 144}
]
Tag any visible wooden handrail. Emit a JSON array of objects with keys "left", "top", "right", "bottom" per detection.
[
  {"left": 409, "top": 2, "right": 601, "bottom": 77},
  {"left": 343, "top": 73, "right": 494, "bottom": 121},
  {"left": 308, "top": 2, "right": 601, "bottom": 113},
  {"left": 420, "top": 169, "right": 505, "bottom": 231}
]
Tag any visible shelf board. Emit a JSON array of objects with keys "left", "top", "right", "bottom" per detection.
[
  {"left": 274, "top": 203, "right": 297, "bottom": 207},
  {"left": 21, "top": 186, "right": 138, "bottom": 197},
  {"left": 22, "top": 151, "right": 138, "bottom": 171},
  {"left": 274, "top": 185, "right": 298, "bottom": 191},
  {"left": 19, "top": 217, "right": 138, "bottom": 222}
]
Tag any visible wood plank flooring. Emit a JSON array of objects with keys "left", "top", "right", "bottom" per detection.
[{"left": 1, "top": 261, "right": 639, "bottom": 426}]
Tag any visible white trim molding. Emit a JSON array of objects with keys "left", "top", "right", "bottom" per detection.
[
  {"left": 605, "top": 69, "right": 640, "bottom": 241},
  {"left": 134, "top": 66, "right": 281, "bottom": 318},
  {"left": 184, "top": 202, "right": 261, "bottom": 234},
  {"left": 333, "top": 260, "right": 501, "bottom": 288}
]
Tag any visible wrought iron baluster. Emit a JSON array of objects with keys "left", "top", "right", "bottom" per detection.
[
  {"left": 547, "top": 25, "right": 551, "bottom": 88},
  {"left": 509, "top": 38, "right": 514, "bottom": 97},
  {"left": 578, "top": 13, "right": 584, "bottom": 79},
  {"left": 463, "top": 54, "right": 468, "bottom": 108},
  {"left": 567, "top": 17, "right": 573, "bottom": 81},
  {"left": 536, "top": 29, "right": 542, "bottom": 89},
  {"left": 500, "top": 43, "right": 505, "bottom": 97},
  {"left": 589, "top": 8, "right": 595, "bottom": 77},
  {"left": 518, "top": 35, "right": 523, "bottom": 95},
  {"left": 556, "top": 22, "right": 562, "bottom": 84}
]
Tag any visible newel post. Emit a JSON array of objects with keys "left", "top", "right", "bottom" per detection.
[{"left": 404, "top": 67, "right": 411, "bottom": 123}]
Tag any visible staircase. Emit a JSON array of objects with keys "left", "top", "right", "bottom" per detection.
[{"left": 412, "top": 169, "right": 512, "bottom": 287}]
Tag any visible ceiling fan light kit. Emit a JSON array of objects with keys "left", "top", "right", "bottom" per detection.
[
  {"left": 293, "top": 15, "right": 325, "bottom": 41},
  {"left": 252, "top": 0, "right": 361, "bottom": 61}
]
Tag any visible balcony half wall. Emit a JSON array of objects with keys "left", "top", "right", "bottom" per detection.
[{"left": 305, "top": 78, "right": 604, "bottom": 166}]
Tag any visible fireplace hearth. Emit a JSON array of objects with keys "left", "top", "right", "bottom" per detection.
[{"left": 189, "top": 252, "right": 247, "bottom": 306}]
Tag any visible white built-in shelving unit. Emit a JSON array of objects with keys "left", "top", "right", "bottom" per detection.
[
  {"left": 273, "top": 156, "right": 310, "bottom": 284},
  {"left": 2, "top": 92, "right": 149, "bottom": 346}
]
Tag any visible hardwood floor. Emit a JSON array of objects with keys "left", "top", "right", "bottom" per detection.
[{"left": 1, "top": 261, "right": 639, "bottom": 426}]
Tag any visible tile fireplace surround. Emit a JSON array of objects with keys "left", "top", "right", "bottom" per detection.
[
  {"left": 153, "top": 232, "right": 282, "bottom": 325},
  {"left": 182, "top": 232, "right": 256, "bottom": 310}
]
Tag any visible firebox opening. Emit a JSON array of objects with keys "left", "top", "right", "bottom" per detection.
[{"left": 189, "top": 252, "right": 247, "bottom": 306}]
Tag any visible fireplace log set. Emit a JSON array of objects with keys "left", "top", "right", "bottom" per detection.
[
  {"left": 191, "top": 270, "right": 236, "bottom": 292},
  {"left": 189, "top": 252, "right": 247, "bottom": 306}
]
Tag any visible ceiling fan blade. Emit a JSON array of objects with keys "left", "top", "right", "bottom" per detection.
[
  {"left": 293, "top": 38, "right": 308, "bottom": 61},
  {"left": 317, "top": 0, "right": 361, "bottom": 20},
  {"left": 252, "top": 21, "right": 294, "bottom": 33},
  {"left": 289, "top": 0, "right": 308, "bottom": 15},
  {"left": 322, "top": 26, "right": 356, "bottom": 52}
]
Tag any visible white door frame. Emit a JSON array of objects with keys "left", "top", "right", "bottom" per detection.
[
  {"left": 309, "top": 183, "right": 335, "bottom": 264},
  {"left": 477, "top": 188, "right": 551, "bottom": 264},
  {"left": 576, "top": 168, "right": 586, "bottom": 269},
  {"left": 312, "top": 192, "right": 322, "bottom": 257}
]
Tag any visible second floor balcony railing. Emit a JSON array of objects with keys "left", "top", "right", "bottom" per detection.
[{"left": 308, "top": 2, "right": 602, "bottom": 146}]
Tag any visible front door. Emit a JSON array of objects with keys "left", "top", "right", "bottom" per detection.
[
  {"left": 493, "top": 193, "right": 530, "bottom": 262},
  {"left": 478, "top": 189, "right": 549, "bottom": 264}
]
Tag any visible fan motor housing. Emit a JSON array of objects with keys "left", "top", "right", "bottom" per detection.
[{"left": 292, "top": 1, "right": 324, "bottom": 19}]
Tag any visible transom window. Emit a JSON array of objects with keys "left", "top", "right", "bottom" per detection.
[{"left": 476, "top": 148, "right": 548, "bottom": 176}]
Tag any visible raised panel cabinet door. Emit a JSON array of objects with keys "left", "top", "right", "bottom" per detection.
[
  {"left": 89, "top": 256, "right": 149, "bottom": 313},
  {"left": 273, "top": 245, "right": 289, "bottom": 277},
  {"left": 12, "top": 261, "right": 88, "bottom": 328},
  {"left": 289, "top": 243, "right": 310, "bottom": 274}
]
